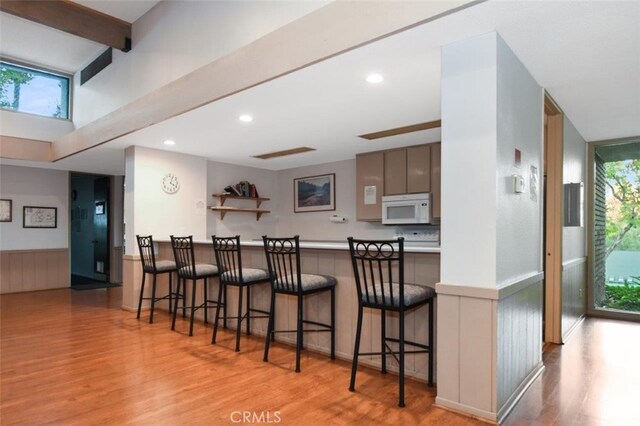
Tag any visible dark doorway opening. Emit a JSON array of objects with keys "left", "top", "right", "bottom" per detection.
[{"left": 70, "top": 173, "right": 110, "bottom": 288}]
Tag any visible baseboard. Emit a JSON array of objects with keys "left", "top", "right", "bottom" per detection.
[
  {"left": 561, "top": 314, "right": 585, "bottom": 344},
  {"left": 434, "top": 397, "right": 497, "bottom": 423},
  {"left": 497, "top": 361, "right": 545, "bottom": 423}
]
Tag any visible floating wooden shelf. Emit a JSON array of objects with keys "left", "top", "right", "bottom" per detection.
[
  {"left": 211, "top": 193, "right": 270, "bottom": 208},
  {"left": 210, "top": 193, "right": 270, "bottom": 221}
]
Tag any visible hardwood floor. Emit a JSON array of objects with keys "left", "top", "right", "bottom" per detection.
[
  {"left": 3, "top": 288, "right": 639, "bottom": 425},
  {"left": 504, "top": 317, "right": 640, "bottom": 425},
  {"left": 0, "top": 288, "right": 478, "bottom": 426}
]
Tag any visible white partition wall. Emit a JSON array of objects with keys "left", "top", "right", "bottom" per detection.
[
  {"left": 437, "top": 32, "right": 544, "bottom": 422},
  {"left": 122, "top": 146, "right": 208, "bottom": 311}
]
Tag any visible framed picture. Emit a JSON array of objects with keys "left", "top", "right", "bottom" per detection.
[
  {"left": 294, "top": 173, "right": 336, "bottom": 213},
  {"left": 0, "top": 199, "right": 12, "bottom": 222},
  {"left": 23, "top": 206, "right": 57, "bottom": 229}
]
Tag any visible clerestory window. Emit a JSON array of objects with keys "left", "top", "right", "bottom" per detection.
[{"left": 0, "top": 60, "right": 70, "bottom": 120}]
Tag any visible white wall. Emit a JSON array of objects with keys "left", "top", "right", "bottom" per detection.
[
  {"left": 73, "top": 1, "right": 328, "bottom": 128},
  {"left": 275, "top": 159, "right": 393, "bottom": 241},
  {"left": 495, "top": 35, "right": 544, "bottom": 286},
  {"left": 206, "top": 160, "right": 279, "bottom": 241},
  {"left": 0, "top": 109, "right": 74, "bottom": 141},
  {"left": 0, "top": 165, "right": 68, "bottom": 250},
  {"left": 440, "top": 32, "right": 498, "bottom": 288},
  {"left": 562, "top": 117, "right": 586, "bottom": 262},
  {"left": 124, "top": 146, "right": 207, "bottom": 255}
]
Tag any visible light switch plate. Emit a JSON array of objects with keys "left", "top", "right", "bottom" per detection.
[{"left": 513, "top": 175, "right": 525, "bottom": 193}]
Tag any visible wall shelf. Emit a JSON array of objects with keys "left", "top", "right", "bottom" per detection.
[{"left": 210, "top": 193, "right": 270, "bottom": 221}]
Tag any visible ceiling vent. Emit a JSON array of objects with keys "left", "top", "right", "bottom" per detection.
[
  {"left": 253, "top": 147, "right": 316, "bottom": 160},
  {"left": 359, "top": 119, "right": 441, "bottom": 140}
]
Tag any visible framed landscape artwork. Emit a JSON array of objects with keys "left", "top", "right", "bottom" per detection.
[
  {"left": 294, "top": 173, "right": 336, "bottom": 213},
  {"left": 23, "top": 206, "right": 57, "bottom": 229},
  {"left": 0, "top": 199, "right": 11, "bottom": 222}
]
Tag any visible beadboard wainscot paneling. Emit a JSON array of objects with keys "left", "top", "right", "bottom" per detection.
[
  {"left": 149, "top": 242, "right": 440, "bottom": 382},
  {"left": 561, "top": 257, "right": 587, "bottom": 341},
  {"left": 0, "top": 248, "right": 69, "bottom": 294},
  {"left": 435, "top": 272, "right": 544, "bottom": 423}
]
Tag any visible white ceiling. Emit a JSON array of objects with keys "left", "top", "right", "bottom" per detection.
[
  {"left": 2, "top": 0, "right": 639, "bottom": 175},
  {"left": 0, "top": 1, "right": 159, "bottom": 73}
]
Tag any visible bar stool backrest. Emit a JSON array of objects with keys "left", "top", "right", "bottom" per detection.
[
  {"left": 212, "top": 235, "right": 243, "bottom": 283},
  {"left": 171, "top": 235, "right": 196, "bottom": 279},
  {"left": 347, "top": 237, "right": 405, "bottom": 310},
  {"left": 262, "top": 235, "right": 302, "bottom": 294},
  {"left": 137, "top": 235, "right": 156, "bottom": 273}
]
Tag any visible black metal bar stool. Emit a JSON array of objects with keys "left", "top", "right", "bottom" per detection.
[
  {"left": 170, "top": 235, "right": 221, "bottom": 336},
  {"left": 262, "top": 235, "right": 336, "bottom": 373},
  {"left": 347, "top": 237, "right": 435, "bottom": 407},
  {"left": 211, "top": 235, "right": 271, "bottom": 352},
  {"left": 136, "top": 235, "right": 181, "bottom": 323}
]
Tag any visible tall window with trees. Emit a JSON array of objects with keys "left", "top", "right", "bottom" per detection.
[
  {"left": 594, "top": 143, "right": 640, "bottom": 314},
  {"left": 0, "top": 61, "right": 70, "bottom": 119}
]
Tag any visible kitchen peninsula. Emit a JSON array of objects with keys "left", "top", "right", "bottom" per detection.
[{"left": 153, "top": 238, "right": 440, "bottom": 382}]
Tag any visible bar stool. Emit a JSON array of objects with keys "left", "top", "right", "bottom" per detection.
[
  {"left": 170, "top": 235, "right": 220, "bottom": 336},
  {"left": 262, "top": 235, "right": 336, "bottom": 373},
  {"left": 211, "top": 236, "right": 271, "bottom": 352},
  {"left": 347, "top": 237, "right": 435, "bottom": 407},
  {"left": 136, "top": 235, "right": 181, "bottom": 323}
]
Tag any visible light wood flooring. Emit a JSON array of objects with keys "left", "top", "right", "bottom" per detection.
[
  {"left": 2, "top": 288, "right": 639, "bottom": 425},
  {"left": 0, "top": 288, "right": 477, "bottom": 425}
]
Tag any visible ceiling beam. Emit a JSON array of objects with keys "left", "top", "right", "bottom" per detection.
[
  {"left": 0, "top": 135, "right": 52, "bottom": 162},
  {"left": 51, "top": 0, "right": 481, "bottom": 161},
  {"left": 0, "top": 0, "right": 132, "bottom": 52}
]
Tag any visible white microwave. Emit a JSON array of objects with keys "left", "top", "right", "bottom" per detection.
[{"left": 382, "top": 193, "right": 432, "bottom": 225}]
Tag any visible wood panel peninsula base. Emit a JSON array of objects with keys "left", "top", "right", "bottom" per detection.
[
  {"left": 151, "top": 240, "right": 440, "bottom": 383},
  {"left": 209, "top": 194, "right": 270, "bottom": 221}
]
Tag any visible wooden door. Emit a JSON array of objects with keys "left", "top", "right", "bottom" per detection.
[
  {"left": 356, "top": 152, "right": 384, "bottom": 221},
  {"left": 407, "top": 144, "right": 431, "bottom": 194},
  {"left": 384, "top": 148, "right": 407, "bottom": 195}
]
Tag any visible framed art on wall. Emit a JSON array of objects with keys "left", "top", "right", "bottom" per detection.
[
  {"left": 23, "top": 206, "right": 57, "bottom": 229},
  {"left": 293, "top": 173, "right": 336, "bottom": 213},
  {"left": 0, "top": 199, "right": 11, "bottom": 222}
]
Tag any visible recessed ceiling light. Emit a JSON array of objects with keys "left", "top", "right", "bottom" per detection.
[
  {"left": 366, "top": 73, "right": 384, "bottom": 84},
  {"left": 163, "top": 139, "right": 175, "bottom": 146},
  {"left": 239, "top": 114, "right": 253, "bottom": 123}
]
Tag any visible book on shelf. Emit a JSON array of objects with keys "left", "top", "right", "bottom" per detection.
[
  {"left": 224, "top": 185, "right": 242, "bottom": 196},
  {"left": 250, "top": 184, "right": 258, "bottom": 198}
]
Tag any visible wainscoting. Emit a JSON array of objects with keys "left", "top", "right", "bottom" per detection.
[
  {"left": 435, "top": 272, "right": 544, "bottom": 423},
  {"left": 0, "top": 248, "right": 69, "bottom": 294},
  {"left": 561, "top": 257, "right": 587, "bottom": 341},
  {"left": 128, "top": 242, "right": 440, "bottom": 383}
]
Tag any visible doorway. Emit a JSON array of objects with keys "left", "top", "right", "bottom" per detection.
[
  {"left": 590, "top": 140, "right": 640, "bottom": 319},
  {"left": 543, "top": 94, "right": 564, "bottom": 344},
  {"left": 70, "top": 173, "right": 110, "bottom": 286}
]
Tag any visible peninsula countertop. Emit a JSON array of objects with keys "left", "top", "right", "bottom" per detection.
[{"left": 155, "top": 238, "right": 440, "bottom": 254}]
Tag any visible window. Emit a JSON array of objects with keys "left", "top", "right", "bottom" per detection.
[{"left": 0, "top": 61, "right": 70, "bottom": 119}]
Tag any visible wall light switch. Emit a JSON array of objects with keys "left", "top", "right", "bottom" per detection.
[{"left": 513, "top": 175, "right": 525, "bottom": 193}]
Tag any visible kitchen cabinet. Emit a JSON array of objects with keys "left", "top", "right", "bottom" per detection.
[
  {"left": 356, "top": 142, "right": 441, "bottom": 222},
  {"left": 407, "top": 145, "right": 431, "bottom": 194},
  {"left": 356, "top": 151, "right": 384, "bottom": 221},
  {"left": 384, "top": 149, "right": 407, "bottom": 195}
]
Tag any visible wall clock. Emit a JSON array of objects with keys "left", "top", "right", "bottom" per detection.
[{"left": 161, "top": 173, "right": 180, "bottom": 194}]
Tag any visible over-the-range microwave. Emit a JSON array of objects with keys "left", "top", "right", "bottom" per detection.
[{"left": 382, "top": 193, "right": 432, "bottom": 225}]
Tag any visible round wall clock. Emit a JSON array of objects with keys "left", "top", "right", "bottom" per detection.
[{"left": 161, "top": 173, "right": 180, "bottom": 194}]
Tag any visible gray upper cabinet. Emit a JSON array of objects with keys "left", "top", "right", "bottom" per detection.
[
  {"left": 407, "top": 145, "right": 431, "bottom": 194},
  {"left": 356, "top": 143, "right": 441, "bottom": 222},
  {"left": 384, "top": 149, "right": 407, "bottom": 195}
]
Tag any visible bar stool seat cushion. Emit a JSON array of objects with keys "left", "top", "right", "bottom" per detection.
[
  {"left": 221, "top": 268, "right": 269, "bottom": 283},
  {"left": 178, "top": 263, "right": 219, "bottom": 278},
  {"left": 145, "top": 259, "right": 177, "bottom": 273},
  {"left": 275, "top": 274, "right": 337, "bottom": 292},
  {"left": 363, "top": 283, "right": 435, "bottom": 307}
]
